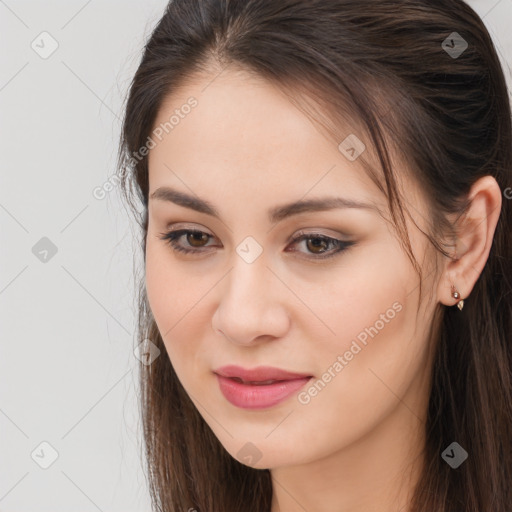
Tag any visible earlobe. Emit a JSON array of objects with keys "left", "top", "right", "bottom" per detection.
[
  {"left": 437, "top": 274, "right": 466, "bottom": 309},
  {"left": 450, "top": 285, "right": 464, "bottom": 311}
]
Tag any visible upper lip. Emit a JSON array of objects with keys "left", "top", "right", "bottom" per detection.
[{"left": 214, "top": 365, "right": 312, "bottom": 382}]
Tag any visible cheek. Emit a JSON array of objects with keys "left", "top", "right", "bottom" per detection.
[
  {"left": 144, "top": 240, "right": 217, "bottom": 377},
  {"left": 295, "top": 250, "right": 424, "bottom": 435},
  {"left": 295, "top": 239, "right": 413, "bottom": 355},
  {"left": 145, "top": 242, "right": 191, "bottom": 357},
  {"left": 145, "top": 242, "right": 174, "bottom": 331},
  {"left": 298, "top": 241, "right": 419, "bottom": 381}
]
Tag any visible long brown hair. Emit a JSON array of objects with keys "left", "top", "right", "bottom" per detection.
[{"left": 116, "top": 1, "right": 512, "bottom": 510}]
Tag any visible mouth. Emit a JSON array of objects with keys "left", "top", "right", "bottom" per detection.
[
  {"left": 213, "top": 365, "right": 313, "bottom": 409},
  {"left": 227, "top": 377, "right": 293, "bottom": 385},
  {"left": 213, "top": 364, "right": 312, "bottom": 382}
]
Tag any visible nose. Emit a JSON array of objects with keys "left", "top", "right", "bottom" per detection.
[{"left": 211, "top": 255, "right": 290, "bottom": 346}]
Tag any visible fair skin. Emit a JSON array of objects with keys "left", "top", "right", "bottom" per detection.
[{"left": 145, "top": 66, "right": 502, "bottom": 512}]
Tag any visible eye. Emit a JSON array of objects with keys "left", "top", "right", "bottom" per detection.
[
  {"left": 158, "top": 229, "right": 216, "bottom": 255},
  {"left": 158, "top": 228, "right": 355, "bottom": 260},
  {"left": 286, "top": 231, "right": 355, "bottom": 260}
]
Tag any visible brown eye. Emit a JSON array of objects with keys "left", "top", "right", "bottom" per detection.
[
  {"left": 187, "top": 231, "right": 210, "bottom": 247},
  {"left": 158, "top": 229, "right": 216, "bottom": 255},
  {"left": 306, "top": 237, "right": 329, "bottom": 254},
  {"left": 287, "top": 232, "right": 355, "bottom": 260}
]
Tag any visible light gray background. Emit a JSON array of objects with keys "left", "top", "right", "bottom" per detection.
[{"left": 1, "top": 1, "right": 511, "bottom": 511}]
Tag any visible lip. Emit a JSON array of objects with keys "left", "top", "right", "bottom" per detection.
[
  {"left": 214, "top": 365, "right": 312, "bottom": 382},
  {"left": 213, "top": 365, "right": 313, "bottom": 410}
]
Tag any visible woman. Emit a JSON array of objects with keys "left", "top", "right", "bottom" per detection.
[{"left": 117, "top": 1, "right": 512, "bottom": 510}]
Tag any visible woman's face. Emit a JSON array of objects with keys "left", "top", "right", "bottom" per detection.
[{"left": 145, "top": 68, "right": 439, "bottom": 469}]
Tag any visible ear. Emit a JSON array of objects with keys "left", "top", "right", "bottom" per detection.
[{"left": 437, "top": 175, "right": 503, "bottom": 307}]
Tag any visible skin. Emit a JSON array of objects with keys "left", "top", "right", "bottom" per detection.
[{"left": 145, "top": 65, "right": 502, "bottom": 512}]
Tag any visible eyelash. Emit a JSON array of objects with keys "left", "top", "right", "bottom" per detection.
[{"left": 157, "top": 229, "right": 354, "bottom": 260}]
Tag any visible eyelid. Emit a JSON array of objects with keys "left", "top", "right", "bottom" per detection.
[
  {"left": 164, "top": 222, "right": 214, "bottom": 234},
  {"left": 288, "top": 227, "right": 348, "bottom": 240}
]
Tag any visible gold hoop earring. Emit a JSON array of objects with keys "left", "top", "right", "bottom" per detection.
[{"left": 451, "top": 285, "right": 465, "bottom": 311}]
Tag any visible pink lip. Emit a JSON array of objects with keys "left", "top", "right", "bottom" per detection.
[
  {"left": 214, "top": 364, "right": 311, "bottom": 382},
  {"left": 214, "top": 365, "right": 313, "bottom": 410}
]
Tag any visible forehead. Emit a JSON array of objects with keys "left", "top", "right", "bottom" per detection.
[{"left": 148, "top": 68, "right": 385, "bottom": 209}]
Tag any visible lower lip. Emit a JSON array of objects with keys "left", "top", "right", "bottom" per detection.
[{"left": 215, "top": 374, "right": 312, "bottom": 409}]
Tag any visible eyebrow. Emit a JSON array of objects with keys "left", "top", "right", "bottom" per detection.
[{"left": 149, "top": 186, "right": 382, "bottom": 224}]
